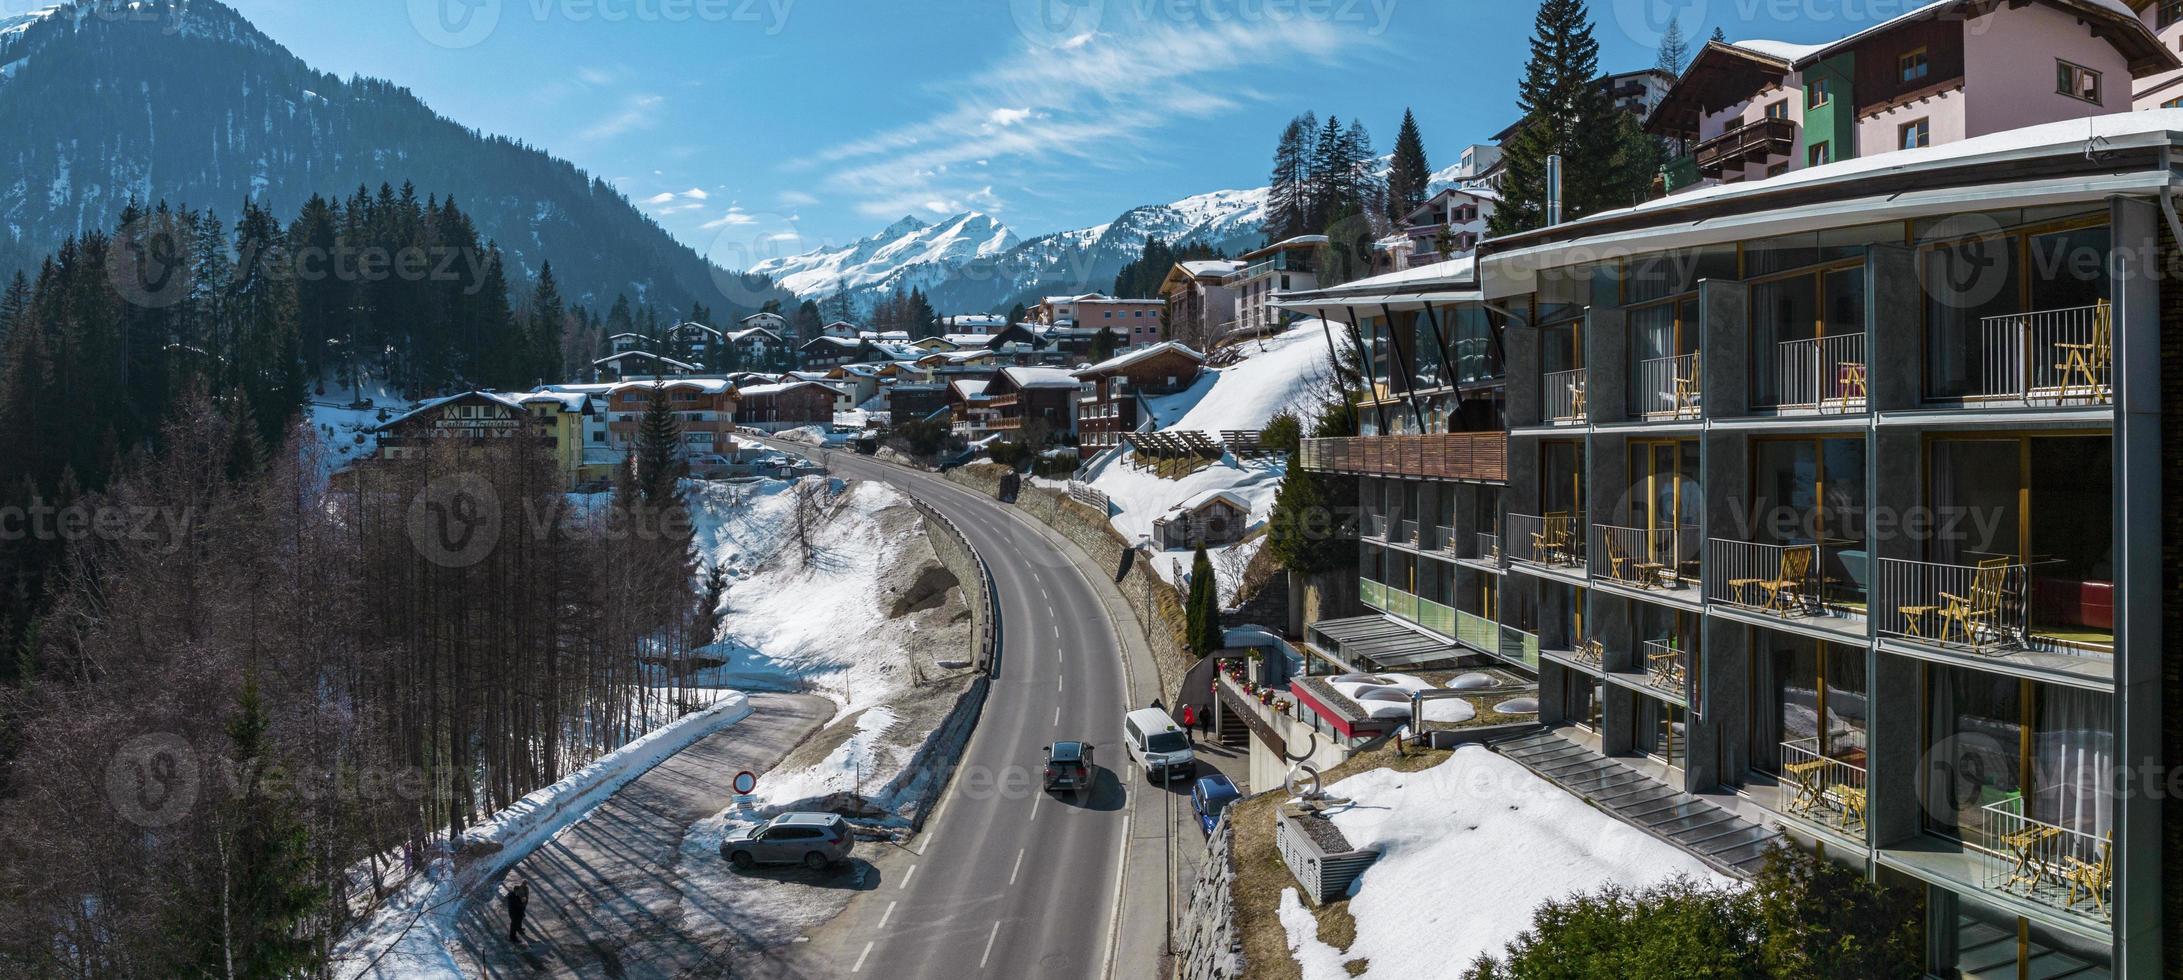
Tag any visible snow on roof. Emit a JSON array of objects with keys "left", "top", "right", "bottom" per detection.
[
  {"left": 593, "top": 350, "right": 698, "bottom": 371},
  {"left": 725, "top": 326, "right": 780, "bottom": 342},
  {"left": 950, "top": 379, "right": 990, "bottom": 398},
  {"left": 735, "top": 381, "right": 832, "bottom": 397},
  {"left": 1074, "top": 341, "right": 1205, "bottom": 378},
  {"left": 609, "top": 378, "right": 734, "bottom": 396},
  {"left": 944, "top": 313, "right": 1008, "bottom": 325},
  {"left": 940, "top": 333, "right": 995, "bottom": 347},
  {"left": 803, "top": 335, "right": 864, "bottom": 349},
  {"left": 1171, "top": 488, "right": 1250, "bottom": 513},
  {"left": 671, "top": 321, "right": 724, "bottom": 337},
  {"left": 1280, "top": 256, "right": 1478, "bottom": 306},
  {"left": 1180, "top": 259, "right": 1244, "bottom": 277},
  {"left": 375, "top": 391, "right": 529, "bottom": 431},
  {"left": 1001, "top": 366, "right": 1084, "bottom": 390},
  {"left": 739, "top": 311, "right": 786, "bottom": 322},
  {"left": 518, "top": 390, "right": 592, "bottom": 412},
  {"left": 1728, "top": 38, "right": 1826, "bottom": 62}
]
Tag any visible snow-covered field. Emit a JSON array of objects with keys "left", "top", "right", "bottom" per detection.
[
  {"left": 1280, "top": 747, "right": 1739, "bottom": 979},
  {"left": 1080, "top": 319, "right": 1347, "bottom": 603},
  {"left": 303, "top": 375, "right": 414, "bottom": 480}
]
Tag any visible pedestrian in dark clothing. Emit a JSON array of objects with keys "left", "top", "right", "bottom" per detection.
[
  {"left": 1198, "top": 704, "right": 1213, "bottom": 738},
  {"left": 505, "top": 878, "right": 531, "bottom": 944}
]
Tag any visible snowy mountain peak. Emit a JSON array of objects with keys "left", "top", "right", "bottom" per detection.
[
  {"left": 879, "top": 214, "right": 929, "bottom": 238},
  {"left": 750, "top": 210, "right": 1021, "bottom": 302}
]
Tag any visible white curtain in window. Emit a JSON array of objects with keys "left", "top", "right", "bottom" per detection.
[{"left": 2034, "top": 686, "right": 2114, "bottom": 838}]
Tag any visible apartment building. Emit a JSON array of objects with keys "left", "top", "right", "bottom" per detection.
[
  {"left": 1649, "top": 0, "right": 2168, "bottom": 191},
  {"left": 1283, "top": 101, "right": 2183, "bottom": 977},
  {"left": 982, "top": 366, "right": 1081, "bottom": 443},
  {"left": 1227, "top": 236, "right": 1324, "bottom": 340},
  {"left": 1159, "top": 260, "right": 1245, "bottom": 348},
  {"left": 602, "top": 379, "right": 738, "bottom": 457},
  {"left": 1399, "top": 186, "right": 1499, "bottom": 264},
  {"left": 1071, "top": 341, "right": 1205, "bottom": 460}
]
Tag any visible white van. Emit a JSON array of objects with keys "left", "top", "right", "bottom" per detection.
[{"left": 1123, "top": 707, "right": 1195, "bottom": 782}]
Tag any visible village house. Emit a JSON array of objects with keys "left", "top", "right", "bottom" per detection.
[
  {"left": 734, "top": 380, "right": 837, "bottom": 432},
  {"left": 888, "top": 382, "right": 951, "bottom": 427},
  {"left": 724, "top": 325, "right": 785, "bottom": 366},
  {"left": 665, "top": 321, "right": 724, "bottom": 366},
  {"left": 1070, "top": 341, "right": 1205, "bottom": 460},
  {"left": 373, "top": 392, "right": 549, "bottom": 463},
  {"left": 739, "top": 310, "right": 790, "bottom": 341},
  {"left": 983, "top": 366, "right": 1081, "bottom": 444},
  {"left": 1158, "top": 259, "right": 1243, "bottom": 349},
  {"left": 946, "top": 377, "right": 1000, "bottom": 441},
  {"left": 1647, "top": 0, "right": 2166, "bottom": 192},
  {"left": 1226, "top": 236, "right": 1323, "bottom": 340},
  {"left": 798, "top": 335, "right": 866, "bottom": 370},
  {"left": 941, "top": 313, "right": 1009, "bottom": 335},
  {"left": 822, "top": 320, "right": 863, "bottom": 338},
  {"left": 592, "top": 350, "right": 697, "bottom": 382},
  {"left": 601, "top": 379, "right": 738, "bottom": 458},
  {"left": 1401, "top": 186, "right": 1498, "bottom": 263},
  {"left": 1152, "top": 489, "right": 1250, "bottom": 550}
]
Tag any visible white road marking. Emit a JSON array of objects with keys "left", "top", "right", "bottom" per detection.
[
  {"left": 1057, "top": 675, "right": 1064, "bottom": 692},
  {"left": 851, "top": 941, "right": 874, "bottom": 973},
  {"left": 899, "top": 864, "right": 917, "bottom": 890},
  {"left": 878, "top": 901, "right": 897, "bottom": 930},
  {"left": 1054, "top": 705, "right": 1060, "bottom": 726},
  {"left": 979, "top": 920, "right": 1002, "bottom": 969},
  {"left": 1028, "top": 796, "right": 1038, "bottom": 822},
  {"left": 1008, "top": 848, "right": 1025, "bottom": 885}
]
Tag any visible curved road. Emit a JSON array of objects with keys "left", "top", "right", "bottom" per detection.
[{"left": 771, "top": 445, "right": 1176, "bottom": 980}]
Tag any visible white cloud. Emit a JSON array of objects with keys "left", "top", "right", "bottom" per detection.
[
  {"left": 805, "top": 18, "right": 1369, "bottom": 221},
  {"left": 777, "top": 190, "right": 821, "bottom": 207},
  {"left": 580, "top": 93, "right": 664, "bottom": 142},
  {"left": 641, "top": 192, "right": 677, "bottom": 206},
  {"left": 699, "top": 207, "right": 761, "bottom": 231},
  {"left": 683, "top": 187, "right": 710, "bottom": 200},
  {"left": 576, "top": 66, "right": 615, "bottom": 86}
]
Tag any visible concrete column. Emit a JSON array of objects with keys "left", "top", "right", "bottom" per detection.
[
  {"left": 1505, "top": 311, "right": 1542, "bottom": 428},
  {"left": 1866, "top": 244, "right": 1921, "bottom": 413},
  {"left": 1701, "top": 279, "right": 1751, "bottom": 419},
  {"left": 1539, "top": 659, "right": 1569, "bottom": 723},
  {"left": 1866, "top": 650, "right": 1923, "bottom": 849},
  {"left": 1505, "top": 438, "right": 1541, "bottom": 515},
  {"left": 1870, "top": 427, "right": 1922, "bottom": 563},
  {"left": 1691, "top": 616, "right": 1746, "bottom": 792},
  {"left": 2106, "top": 195, "right": 2161, "bottom": 979},
  {"left": 1588, "top": 432, "right": 1628, "bottom": 531},
  {"left": 1586, "top": 306, "right": 1630, "bottom": 425}
]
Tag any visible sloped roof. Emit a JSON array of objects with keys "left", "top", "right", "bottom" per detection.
[
  {"left": 375, "top": 391, "right": 530, "bottom": 432},
  {"left": 593, "top": 350, "right": 699, "bottom": 371},
  {"left": 999, "top": 366, "right": 1084, "bottom": 390},
  {"left": 1073, "top": 341, "right": 1205, "bottom": 378}
]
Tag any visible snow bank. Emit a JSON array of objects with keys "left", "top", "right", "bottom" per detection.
[
  {"left": 1279, "top": 747, "right": 1738, "bottom": 980},
  {"left": 305, "top": 374, "right": 416, "bottom": 480},
  {"left": 331, "top": 693, "right": 755, "bottom": 979}
]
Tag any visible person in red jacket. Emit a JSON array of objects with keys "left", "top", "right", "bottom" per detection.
[{"left": 1181, "top": 704, "right": 1196, "bottom": 742}]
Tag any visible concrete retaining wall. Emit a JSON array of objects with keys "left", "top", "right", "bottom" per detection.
[{"left": 1177, "top": 816, "right": 1244, "bottom": 980}]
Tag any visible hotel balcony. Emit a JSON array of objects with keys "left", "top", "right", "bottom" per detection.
[
  {"left": 1590, "top": 522, "right": 1702, "bottom": 601},
  {"left": 1636, "top": 351, "right": 1703, "bottom": 420},
  {"left": 1758, "top": 333, "right": 1866, "bottom": 414},
  {"left": 1873, "top": 557, "right": 2111, "bottom": 681},
  {"left": 1705, "top": 539, "right": 1867, "bottom": 641},
  {"left": 1692, "top": 116, "right": 1796, "bottom": 179},
  {"left": 1641, "top": 639, "right": 1691, "bottom": 702},
  {"left": 1505, "top": 512, "right": 1586, "bottom": 573},
  {"left": 1772, "top": 736, "right": 1869, "bottom": 842},
  {"left": 1476, "top": 532, "right": 1501, "bottom": 565},
  {"left": 1299, "top": 431, "right": 1508, "bottom": 483},
  {"left": 1965, "top": 303, "right": 2111, "bottom": 407},
  {"left": 1543, "top": 367, "right": 1587, "bottom": 424}
]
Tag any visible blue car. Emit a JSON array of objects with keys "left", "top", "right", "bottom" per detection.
[{"left": 1190, "top": 774, "right": 1241, "bottom": 835}]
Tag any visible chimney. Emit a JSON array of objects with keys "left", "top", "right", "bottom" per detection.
[{"left": 1546, "top": 153, "right": 1564, "bottom": 226}]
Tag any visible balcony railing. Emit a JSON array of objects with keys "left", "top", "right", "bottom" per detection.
[
  {"left": 1707, "top": 539, "right": 1820, "bottom": 616},
  {"left": 1434, "top": 524, "right": 1458, "bottom": 554},
  {"left": 1571, "top": 638, "right": 1604, "bottom": 671},
  {"left": 1506, "top": 512, "right": 1585, "bottom": 569},
  {"left": 1642, "top": 639, "right": 1691, "bottom": 699},
  {"left": 1769, "top": 334, "right": 1866, "bottom": 412},
  {"left": 1452, "top": 610, "right": 1495, "bottom": 651},
  {"left": 1363, "top": 514, "right": 1390, "bottom": 540},
  {"left": 1591, "top": 523, "right": 1701, "bottom": 591},
  {"left": 1544, "top": 367, "right": 1588, "bottom": 423},
  {"left": 1975, "top": 303, "right": 2111, "bottom": 405},
  {"left": 1693, "top": 116, "right": 1797, "bottom": 175},
  {"left": 1499, "top": 625, "right": 1541, "bottom": 669},
  {"left": 1638, "top": 351, "right": 1702, "bottom": 419},
  {"left": 1299, "top": 432, "right": 1509, "bottom": 482},
  {"left": 1476, "top": 532, "right": 1501, "bottom": 564},
  {"left": 1874, "top": 557, "right": 2029, "bottom": 651},
  {"left": 1396, "top": 519, "right": 1418, "bottom": 544},
  {"left": 1973, "top": 801, "right": 2111, "bottom": 923},
  {"left": 1778, "top": 737, "right": 1868, "bottom": 840}
]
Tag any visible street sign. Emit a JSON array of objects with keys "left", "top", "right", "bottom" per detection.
[{"left": 733, "top": 770, "right": 757, "bottom": 795}]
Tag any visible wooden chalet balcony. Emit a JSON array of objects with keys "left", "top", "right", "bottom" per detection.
[
  {"left": 1299, "top": 432, "right": 1507, "bottom": 483},
  {"left": 1693, "top": 116, "right": 1796, "bottom": 176}
]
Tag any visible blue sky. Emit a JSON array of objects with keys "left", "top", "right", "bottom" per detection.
[{"left": 219, "top": 0, "right": 1916, "bottom": 265}]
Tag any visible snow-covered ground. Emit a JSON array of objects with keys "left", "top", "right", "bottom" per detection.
[
  {"left": 685, "top": 478, "right": 975, "bottom": 818},
  {"left": 1279, "top": 747, "right": 1739, "bottom": 979},
  {"left": 303, "top": 374, "right": 414, "bottom": 479},
  {"left": 1079, "top": 319, "right": 1347, "bottom": 604}
]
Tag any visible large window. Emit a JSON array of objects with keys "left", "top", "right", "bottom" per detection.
[
  {"left": 1920, "top": 220, "right": 2108, "bottom": 400},
  {"left": 1629, "top": 438, "right": 1701, "bottom": 537},
  {"left": 1927, "top": 435, "right": 2113, "bottom": 646},
  {"left": 1749, "top": 437, "right": 1868, "bottom": 606},
  {"left": 1748, "top": 265, "right": 1864, "bottom": 406},
  {"left": 1626, "top": 297, "right": 1700, "bottom": 417},
  {"left": 2055, "top": 60, "right": 2101, "bottom": 104},
  {"left": 1541, "top": 441, "right": 1585, "bottom": 517},
  {"left": 1749, "top": 636, "right": 1867, "bottom": 774},
  {"left": 1923, "top": 665, "right": 2113, "bottom": 842}
]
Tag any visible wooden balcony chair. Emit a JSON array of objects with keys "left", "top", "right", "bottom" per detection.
[
  {"left": 2062, "top": 833, "right": 2113, "bottom": 916},
  {"left": 1647, "top": 647, "right": 1688, "bottom": 689},
  {"left": 1566, "top": 379, "right": 1587, "bottom": 420},
  {"left": 1576, "top": 638, "right": 1604, "bottom": 669},
  {"left": 1672, "top": 355, "right": 1703, "bottom": 419},
  {"left": 2051, "top": 300, "right": 2112, "bottom": 404},
  {"left": 1602, "top": 531, "right": 1633, "bottom": 583},
  {"left": 1935, "top": 558, "right": 2014, "bottom": 647},
  {"left": 1831, "top": 361, "right": 1868, "bottom": 414},
  {"left": 1728, "top": 546, "right": 1814, "bottom": 616},
  {"left": 1532, "top": 511, "right": 1571, "bottom": 565}
]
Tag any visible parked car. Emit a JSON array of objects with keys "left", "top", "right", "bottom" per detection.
[
  {"left": 1043, "top": 741, "right": 1096, "bottom": 793},
  {"left": 1123, "top": 707, "right": 1195, "bottom": 782},
  {"left": 687, "top": 453, "right": 736, "bottom": 479},
  {"left": 1191, "top": 774, "right": 1241, "bottom": 834},
  {"left": 719, "top": 812, "right": 854, "bottom": 871}
]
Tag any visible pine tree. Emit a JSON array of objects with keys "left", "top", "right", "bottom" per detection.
[
  {"left": 1711, "top": 26, "right": 1726, "bottom": 42},
  {"left": 1091, "top": 327, "right": 1121, "bottom": 362},
  {"left": 635, "top": 382, "right": 686, "bottom": 508},
  {"left": 696, "top": 561, "right": 729, "bottom": 647},
  {"left": 528, "top": 262, "right": 567, "bottom": 385},
  {"left": 1386, "top": 109, "right": 1434, "bottom": 224},
  {"left": 1186, "top": 547, "right": 1223, "bottom": 656},
  {"left": 1005, "top": 302, "right": 1029, "bottom": 327},
  {"left": 1264, "top": 113, "right": 1319, "bottom": 243},
  {"left": 792, "top": 299, "right": 824, "bottom": 346},
  {"left": 1490, "top": 0, "right": 1658, "bottom": 235},
  {"left": 1656, "top": 16, "right": 1691, "bottom": 75}
]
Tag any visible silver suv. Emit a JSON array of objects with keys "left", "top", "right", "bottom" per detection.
[{"left": 719, "top": 812, "right": 854, "bottom": 871}]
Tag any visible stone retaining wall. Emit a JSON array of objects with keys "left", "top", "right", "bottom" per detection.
[{"left": 1177, "top": 816, "right": 1243, "bottom": 980}]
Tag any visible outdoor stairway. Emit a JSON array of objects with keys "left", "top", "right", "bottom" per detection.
[
  {"left": 1490, "top": 731, "right": 1784, "bottom": 879},
  {"left": 1215, "top": 704, "right": 1248, "bottom": 749}
]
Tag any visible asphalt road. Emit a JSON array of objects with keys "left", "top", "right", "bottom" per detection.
[
  {"left": 765, "top": 443, "right": 1178, "bottom": 980},
  {"left": 447, "top": 693, "right": 837, "bottom": 979}
]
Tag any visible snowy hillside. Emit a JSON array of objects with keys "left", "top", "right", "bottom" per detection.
[
  {"left": 749, "top": 211, "right": 1019, "bottom": 300},
  {"left": 1079, "top": 319, "right": 1349, "bottom": 603}
]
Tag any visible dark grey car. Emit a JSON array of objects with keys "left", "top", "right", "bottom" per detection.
[{"left": 719, "top": 812, "right": 854, "bottom": 871}]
